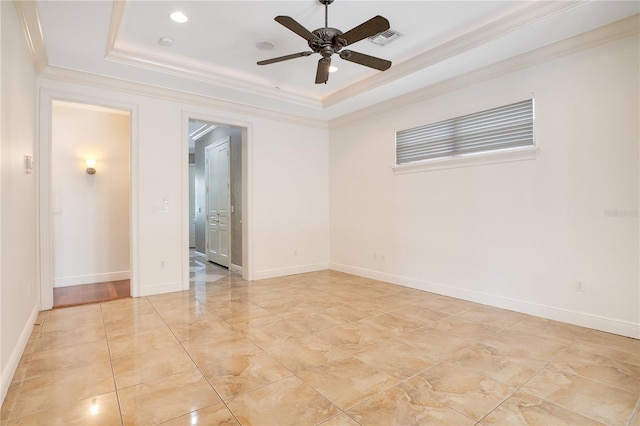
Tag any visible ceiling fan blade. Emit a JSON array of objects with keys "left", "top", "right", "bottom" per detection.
[
  {"left": 275, "top": 16, "right": 317, "bottom": 42},
  {"left": 315, "top": 57, "right": 331, "bottom": 84},
  {"left": 339, "top": 50, "right": 391, "bottom": 71},
  {"left": 340, "top": 15, "right": 390, "bottom": 46},
  {"left": 257, "top": 51, "right": 313, "bottom": 66}
]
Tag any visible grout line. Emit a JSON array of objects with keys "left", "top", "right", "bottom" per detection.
[
  {"left": 99, "top": 301, "right": 125, "bottom": 426},
  {"left": 627, "top": 395, "right": 640, "bottom": 426},
  {"left": 156, "top": 274, "right": 244, "bottom": 426}
]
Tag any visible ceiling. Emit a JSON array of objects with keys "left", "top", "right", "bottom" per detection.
[{"left": 31, "top": 1, "right": 639, "bottom": 121}]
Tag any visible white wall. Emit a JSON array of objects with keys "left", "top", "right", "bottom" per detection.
[
  {"left": 329, "top": 35, "right": 639, "bottom": 338},
  {"left": 0, "top": 0, "right": 39, "bottom": 402},
  {"left": 38, "top": 75, "right": 330, "bottom": 297},
  {"left": 51, "top": 102, "right": 130, "bottom": 287},
  {"left": 250, "top": 118, "right": 329, "bottom": 278}
]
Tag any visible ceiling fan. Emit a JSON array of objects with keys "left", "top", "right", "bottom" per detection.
[{"left": 257, "top": 0, "right": 392, "bottom": 84}]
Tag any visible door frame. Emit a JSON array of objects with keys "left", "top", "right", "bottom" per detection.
[
  {"left": 38, "top": 89, "right": 139, "bottom": 310},
  {"left": 181, "top": 111, "right": 252, "bottom": 289}
]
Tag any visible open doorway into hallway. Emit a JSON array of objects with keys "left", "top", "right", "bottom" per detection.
[
  {"left": 49, "top": 100, "right": 132, "bottom": 307},
  {"left": 188, "top": 119, "right": 245, "bottom": 285}
]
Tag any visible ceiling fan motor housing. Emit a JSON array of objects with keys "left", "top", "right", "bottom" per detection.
[{"left": 309, "top": 28, "right": 346, "bottom": 54}]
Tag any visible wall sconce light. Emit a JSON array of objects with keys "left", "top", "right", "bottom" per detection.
[{"left": 86, "top": 159, "right": 96, "bottom": 174}]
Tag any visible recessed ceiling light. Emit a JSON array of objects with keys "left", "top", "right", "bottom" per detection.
[
  {"left": 170, "top": 11, "right": 188, "bottom": 23},
  {"left": 255, "top": 41, "right": 275, "bottom": 51},
  {"left": 158, "top": 37, "right": 175, "bottom": 47},
  {"left": 329, "top": 66, "right": 338, "bottom": 73}
]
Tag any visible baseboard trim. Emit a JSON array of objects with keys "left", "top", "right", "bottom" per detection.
[
  {"left": 1, "top": 303, "right": 39, "bottom": 405},
  {"left": 138, "top": 281, "right": 183, "bottom": 297},
  {"left": 253, "top": 263, "right": 329, "bottom": 281},
  {"left": 329, "top": 263, "right": 640, "bottom": 339},
  {"left": 230, "top": 264, "right": 243, "bottom": 274},
  {"left": 54, "top": 271, "right": 131, "bottom": 287}
]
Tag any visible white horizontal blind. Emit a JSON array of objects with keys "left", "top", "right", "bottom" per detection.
[{"left": 396, "top": 99, "right": 534, "bottom": 165}]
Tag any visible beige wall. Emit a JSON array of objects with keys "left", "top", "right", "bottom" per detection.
[
  {"left": 329, "top": 35, "right": 639, "bottom": 337},
  {"left": 0, "top": 0, "right": 39, "bottom": 401},
  {"left": 51, "top": 102, "right": 130, "bottom": 287}
]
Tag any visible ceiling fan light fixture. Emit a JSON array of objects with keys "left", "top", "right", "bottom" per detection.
[{"left": 169, "top": 11, "right": 188, "bottom": 23}]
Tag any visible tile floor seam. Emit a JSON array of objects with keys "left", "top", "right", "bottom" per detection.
[
  {"left": 419, "top": 360, "right": 517, "bottom": 423},
  {"left": 627, "top": 395, "right": 640, "bottom": 426},
  {"left": 474, "top": 380, "right": 522, "bottom": 424},
  {"left": 3, "top": 327, "right": 42, "bottom": 425},
  {"left": 511, "top": 357, "right": 626, "bottom": 426},
  {"left": 162, "top": 305, "right": 243, "bottom": 426},
  {"left": 283, "top": 372, "right": 347, "bottom": 420},
  {"left": 550, "top": 363, "right": 640, "bottom": 396},
  {"left": 313, "top": 410, "right": 362, "bottom": 426},
  {"left": 151, "top": 401, "right": 226, "bottom": 426},
  {"left": 100, "top": 301, "right": 125, "bottom": 426}
]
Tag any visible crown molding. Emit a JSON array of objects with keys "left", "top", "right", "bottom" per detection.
[
  {"left": 322, "top": 1, "right": 586, "bottom": 109},
  {"left": 104, "top": 0, "right": 322, "bottom": 111},
  {"left": 105, "top": 44, "right": 323, "bottom": 111},
  {"left": 38, "top": 66, "right": 328, "bottom": 130},
  {"left": 104, "top": 0, "right": 125, "bottom": 58},
  {"left": 329, "top": 14, "right": 640, "bottom": 129},
  {"left": 13, "top": 0, "right": 48, "bottom": 75}
]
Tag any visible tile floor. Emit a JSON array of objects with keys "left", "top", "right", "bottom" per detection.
[{"left": 1, "top": 255, "right": 639, "bottom": 425}]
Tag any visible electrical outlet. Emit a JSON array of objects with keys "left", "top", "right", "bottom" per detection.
[
  {"left": 576, "top": 281, "right": 585, "bottom": 292},
  {"left": 381, "top": 253, "right": 386, "bottom": 262},
  {"left": 160, "top": 260, "right": 166, "bottom": 269}
]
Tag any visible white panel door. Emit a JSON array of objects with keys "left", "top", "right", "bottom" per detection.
[{"left": 205, "top": 138, "right": 230, "bottom": 267}]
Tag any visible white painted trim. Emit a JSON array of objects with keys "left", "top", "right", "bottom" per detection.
[
  {"left": 104, "top": 0, "right": 125, "bottom": 58},
  {"left": 53, "top": 271, "right": 131, "bottom": 287},
  {"left": 242, "top": 126, "right": 252, "bottom": 281},
  {"left": 181, "top": 110, "right": 253, "bottom": 285},
  {"left": 230, "top": 264, "right": 243, "bottom": 274},
  {"left": 137, "top": 281, "right": 182, "bottom": 297},
  {"left": 39, "top": 67, "right": 327, "bottom": 130},
  {"left": 1, "top": 303, "right": 38, "bottom": 404},
  {"left": 329, "top": 263, "right": 640, "bottom": 339},
  {"left": 329, "top": 14, "right": 640, "bottom": 128},
  {"left": 325, "top": 1, "right": 584, "bottom": 109},
  {"left": 13, "top": 0, "right": 48, "bottom": 74},
  {"left": 38, "top": 89, "right": 139, "bottom": 308},
  {"left": 106, "top": 44, "right": 322, "bottom": 110},
  {"left": 392, "top": 146, "right": 540, "bottom": 175},
  {"left": 38, "top": 89, "right": 53, "bottom": 310},
  {"left": 253, "top": 263, "right": 330, "bottom": 281}
]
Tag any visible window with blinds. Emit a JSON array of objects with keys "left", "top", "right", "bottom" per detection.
[{"left": 396, "top": 99, "right": 534, "bottom": 165}]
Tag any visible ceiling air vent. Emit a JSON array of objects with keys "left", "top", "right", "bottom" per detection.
[{"left": 367, "top": 29, "right": 402, "bottom": 47}]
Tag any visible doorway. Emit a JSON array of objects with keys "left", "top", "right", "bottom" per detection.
[
  {"left": 188, "top": 119, "right": 244, "bottom": 281},
  {"left": 50, "top": 100, "right": 132, "bottom": 307}
]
